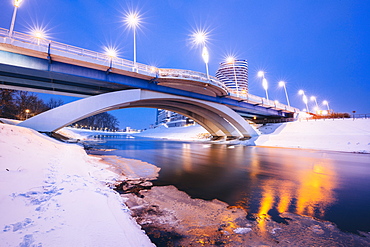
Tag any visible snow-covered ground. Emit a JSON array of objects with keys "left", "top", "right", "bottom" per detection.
[{"left": 0, "top": 124, "right": 154, "bottom": 246}]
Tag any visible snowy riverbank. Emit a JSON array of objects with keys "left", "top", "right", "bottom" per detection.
[
  {"left": 0, "top": 124, "right": 155, "bottom": 246},
  {"left": 135, "top": 118, "right": 370, "bottom": 153}
]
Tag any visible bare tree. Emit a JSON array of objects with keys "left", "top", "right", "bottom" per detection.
[{"left": 0, "top": 89, "right": 17, "bottom": 119}]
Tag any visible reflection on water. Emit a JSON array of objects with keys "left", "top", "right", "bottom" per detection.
[{"left": 88, "top": 137, "right": 370, "bottom": 234}]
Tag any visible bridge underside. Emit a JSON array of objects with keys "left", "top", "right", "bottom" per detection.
[{"left": 17, "top": 89, "right": 259, "bottom": 140}]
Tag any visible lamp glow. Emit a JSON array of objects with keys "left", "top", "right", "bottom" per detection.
[
  {"left": 192, "top": 30, "right": 208, "bottom": 46},
  {"left": 29, "top": 27, "right": 48, "bottom": 45},
  {"left": 258, "top": 71, "right": 269, "bottom": 101},
  {"left": 104, "top": 47, "right": 118, "bottom": 58}
]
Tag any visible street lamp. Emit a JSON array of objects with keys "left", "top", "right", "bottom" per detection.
[
  {"left": 25, "top": 109, "right": 30, "bottom": 120},
  {"left": 124, "top": 11, "right": 141, "bottom": 70},
  {"left": 258, "top": 71, "right": 269, "bottom": 101},
  {"left": 30, "top": 27, "right": 46, "bottom": 45},
  {"left": 191, "top": 30, "right": 210, "bottom": 80},
  {"left": 9, "top": 0, "right": 24, "bottom": 37},
  {"left": 226, "top": 56, "right": 239, "bottom": 96},
  {"left": 322, "top": 100, "right": 330, "bottom": 111},
  {"left": 104, "top": 46, "right": 118, "bottom": 72},
  {"left": 298, "top": 90, "right": 309, "bottom": 112},
  {"left": 310, "top": 96, "right": 319, "bottom": 113},
  {"left": 278, "top": 81, "right": 290, "bottom": 107}
]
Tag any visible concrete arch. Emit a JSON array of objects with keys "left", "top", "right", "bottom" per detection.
[{"left": 18, "top": 89, "right": 258, "bottom": 139}]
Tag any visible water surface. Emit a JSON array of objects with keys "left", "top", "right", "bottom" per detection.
[{"left": 87, "top": 135, "right": 370, "bottom": 234}]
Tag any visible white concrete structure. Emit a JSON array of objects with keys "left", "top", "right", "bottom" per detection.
[{"left": 18, "top": 89, "right": 259, "bottom": 139}]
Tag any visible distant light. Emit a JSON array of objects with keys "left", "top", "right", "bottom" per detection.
[
  {"left": 322, "top": 100, "right": 328, "bottom": 105},
  {"left": 310, "top": 96, "right": 316, "bottom": 101},
  {"left": 278, "top": 81, "right": 285, "bottom": 87},
  {"left": 191, "top": 30, "right": 208, "bottom": 46},
  {"left": 226, "top": 56, "right": 236, "bottom": 64},
  {"left": 274, "top": 100, "right": 279, "bottom": 104},
  {"left": 31, "top": 29, "right": 45, "bottom": 40},
  {"left": 150, "top": 66, "right": 157, "bottom": 73},
  {"left": 13, "top": 0, "right": 23, "bottom": 7},
  {"left": 104, "top": 46, "right": 118, "bottom": 58},
  {"left": 28, "top": 26, "right": 49, "bottom": 45},
  {"left": 322, "top": 110, "right": 328, "bottom": 115},
  {"left": 257, "top": 71, "right": 265, "bottom": 77},
  {"left": 124, "top": 12, "right": 141, "bottom": 29},
  {"left": 298, "top": 89, "right": 304, "bottom": 95}
]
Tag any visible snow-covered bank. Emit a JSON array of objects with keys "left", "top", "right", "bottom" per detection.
[
  {"left": 136, "top": 119, "right": 370, "bottom": 153},
  {"left": 0, "top": 124, "right": 154, "bottom": 246},
  {"left": 254, "top": 118, "right": 370, "bottom": 153}
]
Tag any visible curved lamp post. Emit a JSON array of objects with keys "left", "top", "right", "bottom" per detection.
[
  {"left": 9, "top": 0, "right": 24, "bottom": 37},
  {"left": 278, "top": 81, "right": 290, "bottom": 107},
  {"left": 226, "top": 56, "right": 239, "bottom": 96},
  {"left": 298, "top": 90, "right": 309, "bottom": 112},
  {"left": 322, "top": 100, "right": 330, "bottom": 111},
  {"left": 310, "top": 96, "right": 319, "bottom": 112},
  {"left": 192, "top": 30, "right": 210, "bottom": 80},
  {"left": 124, "top": 12, "right": 141, "bottom": 70},
  {"left": 258, "top": 71, "right": 269, "bottom": 101}
]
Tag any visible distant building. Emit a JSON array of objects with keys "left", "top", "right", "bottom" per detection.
[
  {"left": 215, "top": 59, "right": 249, "bottom": 95},
  {"left": 156, "top": 109, "right": 194, "bottom": 127}
]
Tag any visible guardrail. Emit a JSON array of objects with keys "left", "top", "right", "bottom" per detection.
[
  {"left": 228, "top": 91, "right": 299, "bottom": 112},
  {"left": 0, "top": 27, "right": 299, "bottom": 113}
]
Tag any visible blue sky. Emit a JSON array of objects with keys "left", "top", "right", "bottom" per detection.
[{"left": 1, "top": 0, "right": 369, "bottom": 129}]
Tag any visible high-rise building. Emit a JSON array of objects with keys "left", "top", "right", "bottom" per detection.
[
  {"left": 156, "top": 109, "right": 194, "bottom": 127},
  {"left": 215, "top": 59, "right": 248, "bottom": 95}
]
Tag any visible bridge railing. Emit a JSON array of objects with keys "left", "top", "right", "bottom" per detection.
[
  {"left": 158, "top": 69, "right": 229, "bottom": 92},
  {"left": 228, "top": 90, "right": 299, "bottom": 112}
]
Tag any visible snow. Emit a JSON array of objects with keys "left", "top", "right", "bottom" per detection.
[
  {"left": 253, "top": 118, "right": 370, "bottom": 153},
  {"left": 136, "top": 119, "right": 370, "bottom": 153},
  {"left": 133, "top": 124, "right": 210, "bottom": 140},
  {"left": 0, "top": 124, "right": 154, "bottom": 246}
]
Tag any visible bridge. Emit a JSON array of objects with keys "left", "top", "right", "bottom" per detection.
[{"left": 0, "top": 28, "right": 300, "bottom": 140}]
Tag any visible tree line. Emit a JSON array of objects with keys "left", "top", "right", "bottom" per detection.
[{"left": 0, "top": 89, "right": 119, "bottom": 130}]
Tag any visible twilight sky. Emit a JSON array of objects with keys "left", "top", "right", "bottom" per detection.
[{"left": 1, "top": 0, "right": 369, "bottom": 129}]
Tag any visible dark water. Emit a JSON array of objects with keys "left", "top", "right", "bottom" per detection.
[{"left": 87, "top": 135, "right": 370, "bottom": 234}]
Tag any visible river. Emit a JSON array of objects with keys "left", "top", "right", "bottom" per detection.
[{"left": 87, "top": 135, "right": 370, "bottom": 234}]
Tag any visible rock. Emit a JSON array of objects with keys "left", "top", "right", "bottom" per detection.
[
  {"left": 233, "top": 227, "right": 252, "bottom": 234},
  {"left": 140, "top": 181, "right": 153, "bottom": 187}
]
